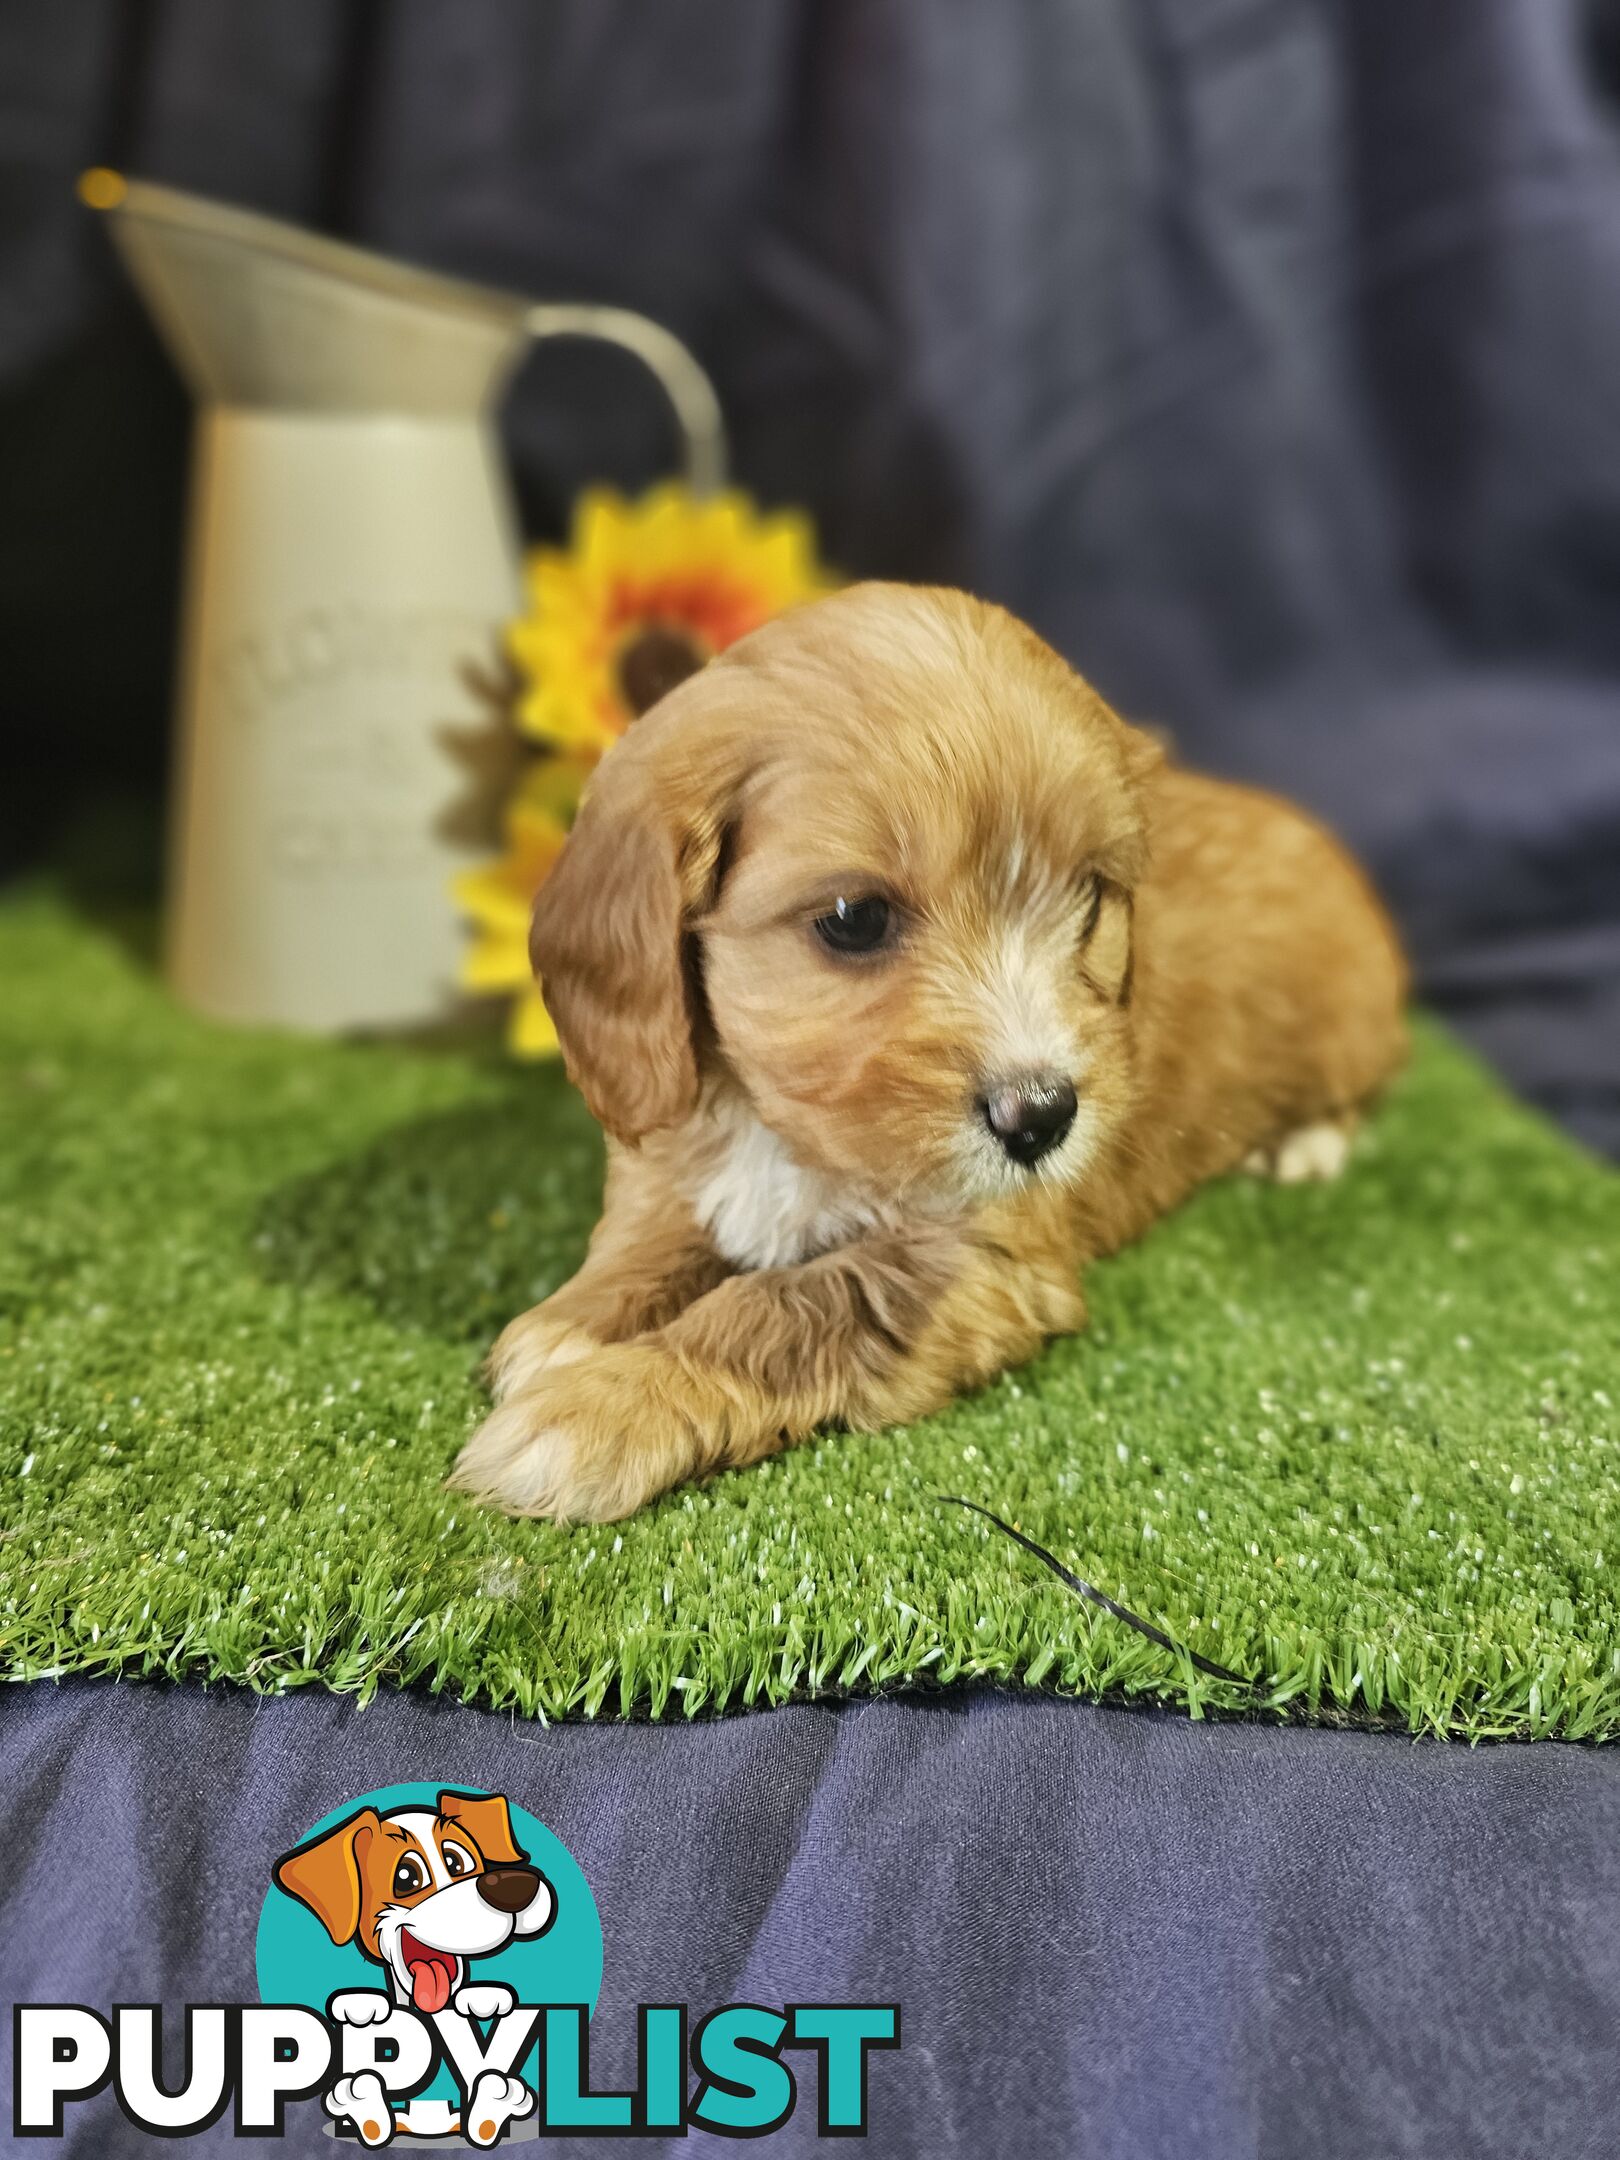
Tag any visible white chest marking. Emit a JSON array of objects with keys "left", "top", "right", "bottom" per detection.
[{"left": 688, "top": 1101, "right": 886, "bottom": 1270}]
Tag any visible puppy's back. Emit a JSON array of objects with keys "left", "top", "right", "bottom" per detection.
[{"left": 1085, "top": 768, "right": 1407, "bottom": 1245}]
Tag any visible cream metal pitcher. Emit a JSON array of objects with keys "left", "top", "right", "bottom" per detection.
[{"left": 96, "top": 176, "right": 723, "bottom": 1032}]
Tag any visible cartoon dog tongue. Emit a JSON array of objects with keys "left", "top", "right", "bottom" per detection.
[{"left": 403, "top": 1937, "right": 455, "bottom": 2014}]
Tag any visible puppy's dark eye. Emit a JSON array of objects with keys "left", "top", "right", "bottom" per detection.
[
  {"left": 392, "top": 1854, "right": 428, "bottom": 1898},
  {"left": 442, "top": 1842, "right": 474, "bottom": 1879},
  {"left": 813, "top": 896, "right": 893, "bottom": 956}
]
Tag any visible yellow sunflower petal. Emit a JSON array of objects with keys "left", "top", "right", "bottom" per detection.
[
  {"left": 576, "top": 489, "right": 632, "bottom": 576},
  {"left": 451, "top": 867, "right": 533, "bottom": 932},
  {"left": 751, "top": 513, "right": 824, "bottom": 600},
  {"left": 519, "top": 544, "right": 577, "bottom": 608},
  {"left": 510, "top": 985, "right": 561, "bottom": 1058},
  {"left": 518, "top": 684, "right": 620, "bottom": 755},
  {"left": 696, "top": 492, "right": 751, "bottom": 553},
  {"left": 460, "top": 927, "right": 534, "bottom": 994}
]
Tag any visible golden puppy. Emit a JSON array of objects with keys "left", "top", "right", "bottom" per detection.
[{"left": 450, "top": 584, "right": 1406, "bottom": 1521}]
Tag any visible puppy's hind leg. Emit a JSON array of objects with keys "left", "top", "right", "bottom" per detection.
[{"left": 1242, "top": 1110, "right": 1359, "bottom": 1185}]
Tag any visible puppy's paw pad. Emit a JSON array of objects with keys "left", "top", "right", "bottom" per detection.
[
  {"left": 1271, "top": 1120, "right": 1353, "bottom": 1184},
  {"left": 324, "top": 2071, "right": 393, "bottom": 2145},
  {"left": 464, "top": 2070, "right": 535, "bottom": 2146},
  {"left": 328, "top": 1990, "right": 393, "bottom": 2027},
  {"left": 453, "top": 1981, "right": 517, "bottom": 2020}
]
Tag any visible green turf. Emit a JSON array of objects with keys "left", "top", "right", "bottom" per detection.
[{"left": 1, "top": 886, "right": 1617, "bottom": 1738}]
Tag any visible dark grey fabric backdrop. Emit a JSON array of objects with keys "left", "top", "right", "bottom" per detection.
[
  {"left": 2, "top": 0, "right": 1619, "bottom": 1148},
  {"left": 3, "top": 9, "right": 1620, "bottom": 2155},
  {"left": 3, "top": 1680, "right": 1619, "bottom": 2160},
  {"left": 6, "top": 0, "right": 1620, "bottom": 685}
]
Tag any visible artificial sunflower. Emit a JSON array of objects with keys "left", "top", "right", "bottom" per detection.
[
  {"left": 509, "top": 483, "right": 831, "bottom": 758},
  {"left": 450, "top": 757, "right": 585, "bottom": 1056},
  {"left": 456, "top": 482, "right": 834, "bottom": 1055}
]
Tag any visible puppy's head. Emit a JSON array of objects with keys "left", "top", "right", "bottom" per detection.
[{"left": 532, "top": 583, "right": 1159, "bottom": 1206}]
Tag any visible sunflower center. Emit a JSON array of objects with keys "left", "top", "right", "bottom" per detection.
[{"left": 614, "top": 621, "right": 709, "bottom": 717}]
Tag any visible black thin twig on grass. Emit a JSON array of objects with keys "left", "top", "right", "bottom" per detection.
[{"left": 937, "top": 1495, "right": 1257, "bottom": 1690}]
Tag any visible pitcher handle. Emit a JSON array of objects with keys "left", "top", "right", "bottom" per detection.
[{"left": 524, "top": 304, "right": 727, "bottom": 495}]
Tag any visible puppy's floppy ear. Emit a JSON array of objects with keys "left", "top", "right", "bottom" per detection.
[
  {"left": 1082, "top": 884, "right": 1136, "bottom": 1006},
  {"left": 437, "top": 1789, "right": 527, "bottom": 1867},
  {"left": 272, "top": 1808, "right": 381, "bottom": 1945},
  {"left": 531, "top": 684, "right": 742, "bottom": 1145},
  {"left": 1082, "top": 706, "right": 1163, "bottom": 1007}
]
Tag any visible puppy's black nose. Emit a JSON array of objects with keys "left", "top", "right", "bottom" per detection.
[
  {"left": 982, "top": 1075, "right": 1078, "bottom": 1166},
  {"left": 476, "top": 1865, "right": 541, "bottom": 1913}
]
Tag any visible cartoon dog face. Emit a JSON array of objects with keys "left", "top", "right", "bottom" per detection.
[{"left": 273, "top": 1790, "right": 555, "bottom": 2013}]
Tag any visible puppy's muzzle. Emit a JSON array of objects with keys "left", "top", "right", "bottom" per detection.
[
  {"left": 477, "top": 1865, "right": 542, "bottom": 1913},
  {"left": 981, "top": 1074, "right": 1078, "bottom": 1167}
]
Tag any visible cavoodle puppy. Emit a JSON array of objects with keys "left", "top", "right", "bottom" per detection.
[{"left": 450, "top": 584, "right": 1406, "bottom": 1522}]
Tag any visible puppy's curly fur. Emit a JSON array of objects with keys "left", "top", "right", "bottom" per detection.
[{"left": 450, "top": 585, "right": 1406, "bottom": 1521}]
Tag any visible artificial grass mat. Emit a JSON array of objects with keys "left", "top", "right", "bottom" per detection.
[{"left": 2, "top": 886, "right": 1617, "bottom": 1741}]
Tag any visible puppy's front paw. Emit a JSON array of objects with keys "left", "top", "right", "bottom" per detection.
[
  {"left": 449, "top": 1346, "right": 708, "bottom": 1522},
  {"left": 486, "top": 1302, "right": 598, "bottom": 1402}
]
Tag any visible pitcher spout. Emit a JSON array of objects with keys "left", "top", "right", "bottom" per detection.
[{"left": 94, "top": 177, "right": 532, "bottom": 414}]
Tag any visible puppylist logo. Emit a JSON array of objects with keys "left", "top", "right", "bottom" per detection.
[{"left": 12, "top": 1781, "right": 899, "bottom": 2144}]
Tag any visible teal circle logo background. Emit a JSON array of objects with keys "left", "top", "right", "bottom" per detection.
[{"left": 255, "top": 1783, "right": 602, "bottom": 2103}]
